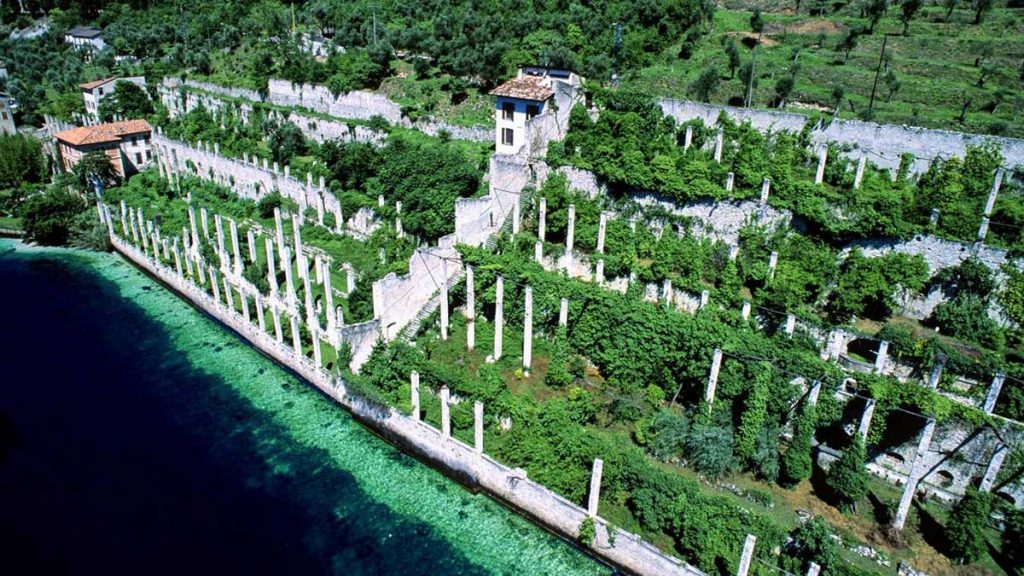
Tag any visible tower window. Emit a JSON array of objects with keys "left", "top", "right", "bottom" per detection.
[
  {"left": 501, "top": 128, "right": 514, "bottom": 146},
  {"left": 502, "top": 102, "right": 515, "bottom": 120},
  {"left": 526, "top": 104, "right": 540, "bottom": 120}
]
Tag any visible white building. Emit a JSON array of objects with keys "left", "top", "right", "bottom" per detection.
[
  {"left": 80, "top": 76, "right": 147, "bottom": 123},
  {"left": 54, "top": 120, "right": 153, "bottom": 179},
  {"left": 490, "top": 67, "right": 582, "bottom": 157},
  {"left": 64, "top": 26, "right": 106, "bottom": 55}
]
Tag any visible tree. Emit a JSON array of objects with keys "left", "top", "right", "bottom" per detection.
[
  {"left": 781, "top": 404, "right": 816, "bottom": 486},
  {"left": 774, "top": 75, "right": 795, "bottom": 108},
  {"left": 946, "top": 488, "right": 993, "bottom": 563},
  {"left": 900, "top": 0, "right": 923, "bottom": 35},
  {"left": 1001, "top": 508, "right": 1024, "bottom": 569},
  {"left": 724, "top": 38, "right": 741, "bottom": 78},
  {"left": 21, "top": 188, "right": 86, "bottom": 246},
  {"left": 0, "top": 134, "right": 46, "bottom": 190},
  {"left": 266, "top": 120, "right": 307, "bottom": 164},
  {"left": 782, "top": 517, "right": 841, "bottom": 574},
  {"left": 826, "top": 435, "right": 869, "bottom": 511},
  {"left": 837, "top": 28, "right": 862, "bottom": 64},
  {"left": 944, "top": 0, "right": 958, "bottom": 20},
  {"left": 72, "top": 152, "right": 118, "bottom": 195},
  {"left": 831, "top": 83, "right": 846, "bottom": 113},
  {"left": 750, "top": 7, "right": 765, "bottom": 33},
  {"left": 97, "top": 81, "right": 153, "bottom": 122},
  {"left": 736, "top": 363, "right": 771, "bottom": 462},
  {"left": 545, "top": 327, "right": 573, "bottom": 388},
  {"left": 883, "top": 70, "right": 901, "bottom": 101},
  {"left": 686, "top": 421, "right": 736, "bottom": 479},
  {"left": 866, "top": 0, "right": 889, "bottom": 33},
  {"left": 972, "top": 0, "right": 993, "bottom": 24},
  {"left": 690, "top": 66, "right": 720, "bottom": 103}
]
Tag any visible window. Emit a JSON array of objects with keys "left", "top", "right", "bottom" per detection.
[
  {"left": 98, "top": 88, "right": 104, "bottom": 96},
  {"left": 526, "top": 104, "right": 540, "bottom": 120},
  {"left": 135, "top": 152, "right": 142, "bottom": 164},
  {"left": 145, "top": 150, "right": 152, "bottom": 161},
  {"left": 501, "top": 102, "right": 514, "bottom": 120},
  {"left": 501, "top": 128, "right": 514, "bottom": 146},
  {"left": 1, "top": 112, "right": 7, "bottom": 121}
]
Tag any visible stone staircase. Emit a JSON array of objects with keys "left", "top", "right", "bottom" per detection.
[
  {"left": 397, "top": 269, "right": 465, "bottom": 343},
  {"left": 484, "top": 185, "right": 533, "bottom": 251}
]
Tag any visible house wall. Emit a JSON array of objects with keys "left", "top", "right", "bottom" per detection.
[{"left": 494, "top": 96, "right": 546, "bottom": 155}]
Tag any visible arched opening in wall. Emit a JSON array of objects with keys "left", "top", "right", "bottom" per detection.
[
  {"left": 995, "top": 491, "right": 1017, "bottom": 508},
  {"left": 846, "top": 338, "right": 878, "bottom": 364},
  {"left": 816, "top": 393, "right": 868, "bottom": 449},
  {"left": 934, "top": 470, "right": 955, "bottom": 489},
  {"left": 885, "top": 452, "right": 907, "bottom": 467}
]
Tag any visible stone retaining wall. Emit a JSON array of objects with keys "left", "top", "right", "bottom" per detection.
[{"left": 659, "top": 99, "right": 1024, "bottom": 175}]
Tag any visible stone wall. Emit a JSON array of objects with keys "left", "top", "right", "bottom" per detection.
[
  {"left": 372, "top": 245, "right": 462, "bottom": 341},
  {"left": 106, "top": 226, "right": 704, "bottom": 576},
  {"left": 659, "top": 99, "right": 1024, "bottom": 174}
]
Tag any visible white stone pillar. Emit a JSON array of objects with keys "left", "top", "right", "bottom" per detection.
[
  {"left": 523, "top": 286, "right": 533, "bottom": 371},
  {"left": 345, "top": 264, "right": 356, "bottom": 295},
  {"left": 312, "top": 326, "right": 322, "bottom": 367},
  {"left": 858, "top": 399, "right": 876, "bottom": 440},
  {"left": 440, "top": 386, "right": 451, "bottom": 437},
  {"left": 333, "top": 205, "right": 344, "bottom": 234},
  {"left": 466, "top": 266, "right": 475, "bottom": 351},
  {"left": 474, "top": 401, "right": 484, "bottom": 453},
  {"left": 874, "top": 341, "right": 889, "bottom": 374},
  {"left": 559, "top": 298, "right": 569, "bottom": 327},
  {"left": 784, "top": 314, "right": 796, "bottom": 337},
  {"left": 759, "top": 178, "right": 770, "bottom": 204},
  {"left": 173, "top": 242, "right": 183, "bottom": 277},
  {"left": 265, "top": 238, "right": 279, "bottom": 296},
  {"left": 985, "top": 168, "right": 1004, "bottom": 216},
  {"left": 595, "top": 260, "right": 605, "bottom": 285},
  {"left": 282, "top": 247, "right": 296, "bottom": 303},
  {"left": 729, "top": 244, "right": 739, "bottom": 260},
  {"left": 200, "top": 207, "right": 210, "bottom": 239},
  {"left": 930, "top": 208, "right": 940, "bottom": 227},
  {"left": 768, "top": 251, "right": 778, "bottom": 280},
  {"left": 255, "top": 294, "right": 266, "bottom": 332},
  {"left": 188, "top": 205, "right": 200, "bottom": 249},
  {"left": 662, "top": 279, "right": 673, "bottom": 306},
  {"left": 272, "top": 308, "right": 283, "bottom": 342},
  {"left": 706, "top": 348, "right": 723, "bottom": 405},
  {"left": 725, "top": 172, "right": 734, "bottom": 192},
  {"left": 853, "top": 156, "right": 867, "bottom": 190},
  {"left": 223, "top": 277, "right": 234, "bottom": 311},
  {"left": 815, "top": 147, "right": 827, "bottom": 184},
  {"left": 210, "top": 267, "right": 221, "bottom": 302},
  {"left": 807, "top": 380, "right": 822, "bottom": 406},
  {"left": 538, "top": 197, "right": 547, "bottom": 241},
  {"left": 741, "top": 301, "right": 751, "bottom": 321},
  {"left": 534, "top": 241, "right": 543, "bottom": 263},
  {"left": 713, "top": 129, "right": 723, "bottom": 163},
  {"left": 493, "top": 276, "right": 504, "bottom": 361},
  {"left": 247, "top": 229, "right": 257, "bottom": 263},
  {"left": 314, "top": 254, "right": 324, "bottom": 285},
  {"left": 807, "top": 563, "right": 822, "bottom": 576},
  {"left": 737, "top": 534, "right": 756, "bottom": 576},
  {"left": 597, "top": 212, "right": 607, "bottom": 254},
  {"left": 410, "top": 371, "right": 420, "bottom": 421},
  {"left": 893, "top": 419, "right": 936, "bottom": 531},
  {"left": 983, "top": 373, "right": 1006, "bottom": 414},
  {"left": 566, "top": 204, "right": 576, "bottom": 253},
  {"left": 274, "top": 207, "right": 286, "bottom": 272},
  {"left": 587, "top": 458, "right": 603, "bottom": 517},
  {"left": 684, "top": 125, "right": 693, "bottom": 150},
  {"left": 290, "top": 314, "right": 302, "bottom": 357},
  {"left": 978, "top": 217, "right": 990, "bottom": 243},
  {"left": 434, "top": 260, "right": 446, "bottom": 341},
  {"left": 927, "top": 357, "right": 945, "bottom": 389},
  {"left": 214, "top": 214, "right": 227, "bottom": 270},
  {"left": 980, "top": 442, "right": 1008, "bottom": 493},
  {"left": 229, "top": 219, "right": 242, "bottom": 275},
  {"left": 302, "top": 252, "right": 316, "bottom": 328},
  {"left": 292, "top": 215, "right": 304, "bottom": 276},
  {"left": 324, "top": 262, "right": 337, "bottom": 334},
  {"left": 240, "top": 288, "right": 250, "bottom": 322}
]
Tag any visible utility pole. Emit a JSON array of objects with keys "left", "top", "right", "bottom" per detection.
[
  {"left": 744, "top": 31, "right": 761, "bottom": 108},
  {"left": 867, "top": 34, "right": 889, "bottom": 114}
]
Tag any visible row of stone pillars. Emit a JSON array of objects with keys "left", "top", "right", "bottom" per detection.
[{"left": 409, "top": 371, "right": 486, "bottom": 453}]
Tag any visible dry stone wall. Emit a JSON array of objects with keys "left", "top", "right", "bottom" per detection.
[{"left": 659, "top": 99, "right": 1024, "bottom": 175}]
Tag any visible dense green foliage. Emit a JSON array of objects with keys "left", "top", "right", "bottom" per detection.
[
  {"left": 1002, "top": 507, "right": 1024, "bottom": 572},
  {"left": 0, "top": 134, "right": 47, "bottom": 191},
  {"left": 21, "top": 188, "right": 88, "bottom": 246},
  {"left": 826, "top": 435, "right": 869, "bottom": 512},
  {"left": 945, "top": 487, "right": 994, "bottom": 563},
  {"left": 97, "top": 80, "right": 154, "bottom": 122}
]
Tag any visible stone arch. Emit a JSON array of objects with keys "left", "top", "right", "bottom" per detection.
[
  {"left": 934, "top": 470, "right": 955, "bottom": 489},
  {"left": 884, "top": 452, "right": 906, "bottom": 466},
  {"left": 846, "top": 338, "right": 878, "bottom": 364}
]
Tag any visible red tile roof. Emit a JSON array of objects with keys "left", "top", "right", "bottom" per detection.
[
  {"left": 80, "top": 76, "right": 119, "bottom": 91},
  {"left": 56, "top": 120, "right": 152, "bottom": 147},
  {"left": 490, "top": 75, "right": 555, "bottom": 101}
]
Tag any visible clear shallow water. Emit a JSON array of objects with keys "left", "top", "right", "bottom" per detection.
[{"left": 0, "top": 239, "right": 608, "bottom": 576}]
